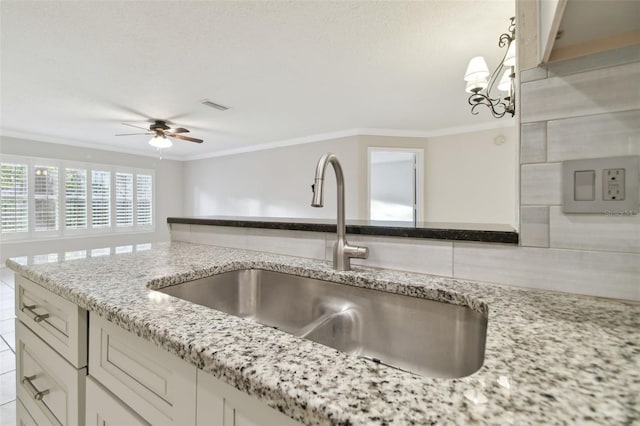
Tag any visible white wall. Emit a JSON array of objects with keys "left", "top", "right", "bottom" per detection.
[
  {"left": 0, "top": 136, "right": 184, "bottom": 263},
  {"left": 183, "top": 129, "right": 518, "bottom": 226},
  {"left": 422, "top": 129, "right": 517, "bottom": 225},
  {"left": 184, "top": 136, "right": 363, "bottom": 220}
]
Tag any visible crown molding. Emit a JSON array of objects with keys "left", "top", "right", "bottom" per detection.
[
  {"left": 183, "top": 120, "right": 515, "bottom": 161},
  {"left": 183, "top": 129, "right": 362, "bottom": 161},
  {"left": 0, "top": 128, "right": 183, "bottom": 161},
  {"left": 2, "top": 119, "right": 515, "bottom": 163}
]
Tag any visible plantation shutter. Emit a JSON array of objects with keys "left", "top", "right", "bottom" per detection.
[
  {"left": 34, "top": 165, "right": 59, "bottom": 232},
  {"left": 65, "top": 168, "right": 88, "bottom": 229},
  {"left": 115, "top": 172, "right": 133, "bottom": 227},
  {"left": 136, "top": 174, "right": 153, "bottom": 227},
  {"left": 91, "top": 170, "right": 111, "bottom": 228},
  {"left": 1, "top": 162, "right": 29, "bottom": 233}
]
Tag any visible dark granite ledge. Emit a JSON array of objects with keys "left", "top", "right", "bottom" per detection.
[{"left": 167, "top": 216, "right": 519, "bottom": 244}]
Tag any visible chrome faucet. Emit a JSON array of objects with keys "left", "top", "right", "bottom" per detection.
[{"left": 311, "top": 153, "right": 368, "bottom": 271}]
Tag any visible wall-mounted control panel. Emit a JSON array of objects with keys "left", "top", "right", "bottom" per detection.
[{"left": 562, "top": 156, "right": 639, "bottom": 214}]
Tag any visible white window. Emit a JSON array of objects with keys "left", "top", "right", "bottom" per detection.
[
  {"left": 1, "top": 162, "right": 29, "bottom": 234},
  {"left": 136, "top": 174, "right": 153, "bottom": 227},
  {"left": 65, "top": 168, "right": 88, "bottom": 230},
  {"left": 0, "top": 156, "right": 154, "bottom": 239},
  {"left": 34, "top": 165, "right": 59, "bottom": 232},
  {"left": 91, "top": 170, "right": 111, "bottom": 228},
  {"left": 115, "top": 172, "right": 133, "bottom": 227}
]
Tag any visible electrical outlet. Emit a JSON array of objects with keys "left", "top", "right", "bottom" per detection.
[
  {"left": 603, "top": 168, "right": 625, "bottom": 201},
  {"left": 562, "top": 156, "right": 638, "bottom": 214}
]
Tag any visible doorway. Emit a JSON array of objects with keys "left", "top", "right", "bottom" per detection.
[{"left": 368, "top": 148, "right": 423, "bottom": 223}]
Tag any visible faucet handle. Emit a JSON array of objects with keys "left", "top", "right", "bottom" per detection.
[{"left": 344, "top": 244, "right": 369, "bottom": 260}]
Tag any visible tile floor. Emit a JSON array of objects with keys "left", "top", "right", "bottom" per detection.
[{"left": 0, "top": 268, "right": 16, "bottom": 426}]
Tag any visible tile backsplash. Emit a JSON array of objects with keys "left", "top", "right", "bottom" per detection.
[
  {"left": 520, "top": 61, "right": 640, "bottom": 123},
  {"left": 171, "top": 51, "right": 640, "bottom": 302},
  {"left": 546, "top": 110, "right": 640, "bottom": 162},
  {"left": 517, "top": 51, "right": 639, "bottom": 300}
]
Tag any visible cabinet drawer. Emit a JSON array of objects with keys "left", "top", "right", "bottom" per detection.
[
  {"left": 17, "top": 399, "right": 38, "bottom": 426},
  {"left": 86, "top": 376, "right": 149, "bottom": 426},
  {"left": 15, "top": 275, "right": 88, "bottom": 368},
  {"left": 89, "top": 313, "right": 196, "bottom": 425},
  {"left": 16, "top": 320, "right": 86, "bottom": 426}
]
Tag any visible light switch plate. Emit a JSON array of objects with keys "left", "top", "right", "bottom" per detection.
[
  {"left": 562, "top": 156, "right": 639, "bottom": 214},
  {"left": 574, "top": 170, "right": 595, "bottom": 201}
]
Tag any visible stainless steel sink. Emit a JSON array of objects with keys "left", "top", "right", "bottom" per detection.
[{"left": 157, "top": 269, "right": 487, "bottom": 378}]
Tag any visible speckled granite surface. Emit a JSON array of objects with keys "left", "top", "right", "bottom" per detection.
[
  {"left": 6, "top": 242, "right": 639, "bottom": 425},
  {"left": 167, "top": 216, "right": 519, "bottom": 244}
]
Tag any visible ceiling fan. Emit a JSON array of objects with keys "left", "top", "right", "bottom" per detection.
[{"left": 116, "top": 120, "right": 203, "bottom": 148}]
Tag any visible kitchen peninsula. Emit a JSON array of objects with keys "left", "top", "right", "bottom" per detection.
[{"left": 7, "top": 242, "right": 638, "bottom": 425}]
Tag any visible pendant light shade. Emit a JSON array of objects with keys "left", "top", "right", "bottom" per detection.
[
  {"left": 504, "top": 42, "right": 516, "bottom": 67},
  {"left": 464, "top": 56, "right": 490, "bottom": 82},
  {"left": 498, "top": 69, "right": 512, "bottom": 92}
]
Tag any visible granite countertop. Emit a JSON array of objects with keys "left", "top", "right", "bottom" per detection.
[
  {"left": 6, "top": 242, "right": 639, "bottom": 424},
  {"left": 167, "top": 216, "right": 519, "bottom": 244}
]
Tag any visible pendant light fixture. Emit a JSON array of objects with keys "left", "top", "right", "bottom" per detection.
[{"left": 464, "top": 17, "right": 516, "bottom": 118}]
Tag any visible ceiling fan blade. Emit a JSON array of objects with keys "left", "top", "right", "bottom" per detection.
[
  {"left": 169, "top": 134, "right": 203, "bottom": 143},
  {"left": 121, "top": 122, "right": 150, "bottom": 131},
  {"left": 115, "top": 132, "right": 153, "bottom": 136},
  {"left": 170, "top": 127, "right": 190, "bottom": 134}
]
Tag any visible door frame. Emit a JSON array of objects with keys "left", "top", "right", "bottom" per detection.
[{"left": 367, "top": 147, "right": 424, "bottom": 223}]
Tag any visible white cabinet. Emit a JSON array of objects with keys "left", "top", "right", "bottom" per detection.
[
  {"left": 533, "top": 0, "right": 639, "bottom": 64},
  {"left": 13, "top": 273, "right": 305, "bottom": 426},
  {"left": 15, "top": 275, "right": 88, "bottom": 368},
  {"left": 89, "top": 312, "right": 302, "bottom": 426},
  {"left": 88, "top": 314, "right": 197, "bottom": 425},
  {"left": 16, "top": 399, "right": 38, "bottom": 426},
  {"left": 197, "top": 370, "right": 301, "bottom": 426},
  {"left": 537, "top": 0, "right": 567, "bottom": 63},
  {"left": 195, "top": 369, "right": 226, "bottom": 425},
  {"left": 85, "top": 376, "right": 149, "bottom": 426},
  {"left": 14, "top": 274, "right": 88, "bottom": 425},
  {"left": 16, "top": 320, "right": 86, "bottom": 425}
]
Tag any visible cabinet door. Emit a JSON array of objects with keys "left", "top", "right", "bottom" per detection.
[
  {"left": 196, "top": 370, "right": 301, "bottom": 426},
  {"left": 89, "top": 313, "right": 197, "bottom": 426},
  {"left": 16, "top": 320, "right": 86, "bottom": 426},
  {"left": 15, "top": 275, "right": 88, "bottom": 368},
  {"left": 16, "top": 399, "right": 38, "bottom": 426},
  {"left": 86, "top": 376, "right": 149, "bottom": 426},
  {"left": 231, "top": 402, "right": 300, "bottom": 426},
  {"left": 196, "top": 370, "right": 226, "bottom": 426}
]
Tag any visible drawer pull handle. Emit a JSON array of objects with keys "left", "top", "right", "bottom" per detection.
[
  {"left": 22, "top": 375, "right": 50, "bottom": 401},
  {"left": 21, "top": 304, "right": 50, "bottom": 322}
]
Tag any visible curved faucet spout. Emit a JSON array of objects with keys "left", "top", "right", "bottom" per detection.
[{"left": 311, "top": 153, "right": 368, "bottom": 271}]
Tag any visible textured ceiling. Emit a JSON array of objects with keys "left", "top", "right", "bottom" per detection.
[{"left": 1, "top": 1, "right": 515, "bottom": 160}]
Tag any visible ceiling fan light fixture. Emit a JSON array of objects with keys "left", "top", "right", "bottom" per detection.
[{"left": 149, "top": 133, "right": 172, "bottom": 149}]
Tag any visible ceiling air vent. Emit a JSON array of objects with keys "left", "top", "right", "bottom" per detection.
[{"left": 201, "top": 99, "right": 229, "bottom": 111}]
